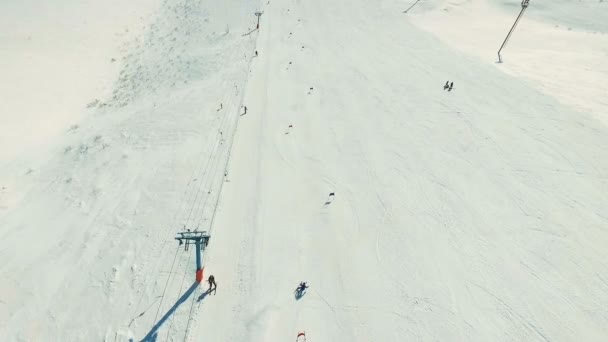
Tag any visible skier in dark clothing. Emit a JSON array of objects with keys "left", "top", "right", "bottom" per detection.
[
  {"left": 449, "top": 81, "right": 454, "bottom": 91},
  {"left": 208, "top": 275, "right": 217, "bottom": 292},
  {"left": 443, "top": 81, "right": 449, "bottom": 90},
  {"left": 294, "top": 281, "right": 309, "bottom": 299}
]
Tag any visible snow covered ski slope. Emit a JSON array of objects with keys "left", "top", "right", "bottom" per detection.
[
  {"left": 1, "top": 0, "right": 608, "bottom": 341},
  {"left": 1, "top": 0, "right": 258, "bottom": 340},
  {"left": 189, "top": 0, "right": 608, "bottom": 341}
]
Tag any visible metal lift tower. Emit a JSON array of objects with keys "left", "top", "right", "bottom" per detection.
[
  {"left": 255, "top": 11, "right": 263, "bottom": 29},
  {"left": 497, "top": 0, "right": 530, "bottom": 63},
  {"left": 175, "top": 231, "right": 210, "bottom": 283}
]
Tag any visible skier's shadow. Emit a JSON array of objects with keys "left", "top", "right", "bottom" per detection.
[
  {"left": 294, "top": 289, "right": 307, "bottom": 300},
  {"left": 197, "top": 288, "right": 215, "bottom": 302}
]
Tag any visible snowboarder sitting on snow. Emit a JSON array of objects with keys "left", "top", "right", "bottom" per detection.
[{"left": 208, "top": 275, "right": 217, "bottom": 292}]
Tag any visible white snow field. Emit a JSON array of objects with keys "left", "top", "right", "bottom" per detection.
[
  {"left": 1, "top": 0, "right": 608, "bottom": 341},
  {"left": 0, "top": 0, "right": 161, "bottom": 161}
]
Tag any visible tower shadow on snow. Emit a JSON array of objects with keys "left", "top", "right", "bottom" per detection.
[{"left": 140, "top": 282, "right": 199, "bottom": 342}]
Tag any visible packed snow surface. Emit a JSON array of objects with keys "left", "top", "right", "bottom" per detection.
[{"left": 1, "top": 0, "right": 607, "bottom": 341}]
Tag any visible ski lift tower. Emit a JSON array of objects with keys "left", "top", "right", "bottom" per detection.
[
  {"left": 497, "top": 0, "right": 530, "bottom": 63},
  {"left": 255, "top": 11, "right": 263, "bottom": 29},
  {"left": 175, "top": 230, "right": 210, "bottom": 283}
]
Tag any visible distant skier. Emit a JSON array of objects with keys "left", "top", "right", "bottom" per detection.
[
  {"left": 255, "top": 50, "right": 258, "bottom": 57},
  {"left": 324, "top": 192, "right": 336, "bottom": 206},
  {"left": 243, "top": 106, "right": 248, "bottom": 115},
  {"left": 208, "top": 275, "right": 217, "bottom": 292},
  {"left": 449, "top": 81, "right": 454, "bottom": 91},
  {"left": 294, "top": 282, "right": 309, "bottom": 299},
  {"left": 443, "top": 81, "right": 449, "bottom": 90}
]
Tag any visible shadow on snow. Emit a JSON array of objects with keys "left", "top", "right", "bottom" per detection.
[
  {"left": 294, "top": 289, "right": 307, "bottom": 300},
  {"left": 140, "top": 282, "right": 199, "bottom": 342}
]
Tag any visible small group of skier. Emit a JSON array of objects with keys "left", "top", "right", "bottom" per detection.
[
  {"left": 443, "top": 81, "right": 454, "bottom": 91},
  {"left": 207, "top": 276, "right": 307, "bottom": 299}
]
